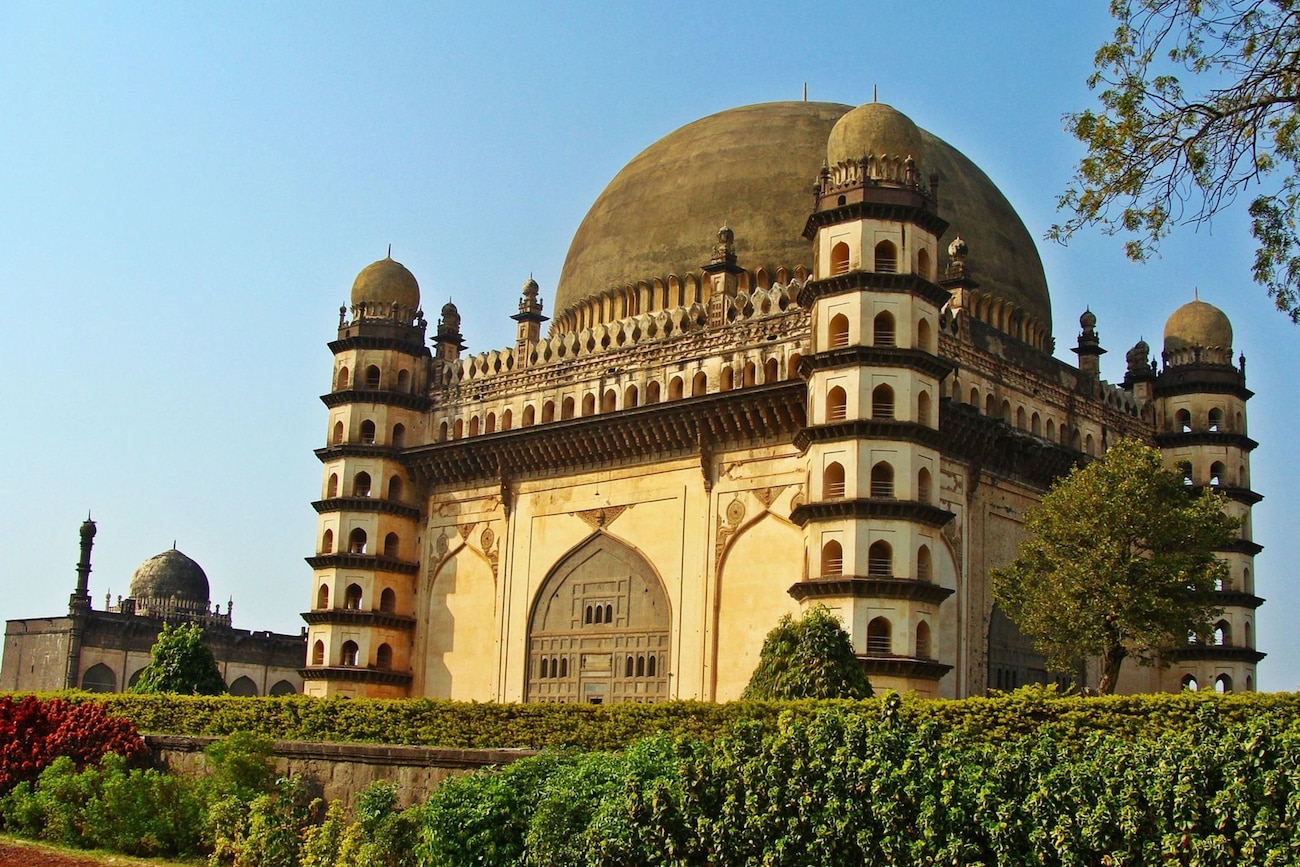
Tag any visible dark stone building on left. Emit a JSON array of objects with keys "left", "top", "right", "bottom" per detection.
[{"left": 1, "top": 519, "right": 305, "bottom": 695}]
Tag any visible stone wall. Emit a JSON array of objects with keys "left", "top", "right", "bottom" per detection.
[{"left": 145, "top": 735, "right": 533, "bottom": 808}]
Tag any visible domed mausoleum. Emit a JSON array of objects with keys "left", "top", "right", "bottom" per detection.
[{"left": 302, "top": 99, "right": 1263, "bottom": 701}]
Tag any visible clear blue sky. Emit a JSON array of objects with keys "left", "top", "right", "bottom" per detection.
[{"left": 2, "top": 2, "right": 1296, "bottom": 690}]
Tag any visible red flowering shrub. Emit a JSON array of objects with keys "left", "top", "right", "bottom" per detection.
[{"left": 0, "top": 696, "right": 146, "bottom": 793}]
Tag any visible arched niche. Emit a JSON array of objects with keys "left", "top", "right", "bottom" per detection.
[{"left": 526, "top": 532, "right": 670, "bottom": 705}]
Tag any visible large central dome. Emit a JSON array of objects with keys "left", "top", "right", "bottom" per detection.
[{"left": 555, "top": 101, "right": 1051, "bottom": 337}]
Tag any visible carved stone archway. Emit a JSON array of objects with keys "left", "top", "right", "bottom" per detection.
[{"left": 527, "top": 532, "right": 670, "bottom": 704}]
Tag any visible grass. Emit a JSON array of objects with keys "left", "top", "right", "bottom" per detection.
[{"left": 0, "top": 833, "right": 205, "bottom": 866}]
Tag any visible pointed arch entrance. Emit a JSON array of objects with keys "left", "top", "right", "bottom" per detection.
[{"left": 526, "top": 532, "right": 670, "bottom": 704}]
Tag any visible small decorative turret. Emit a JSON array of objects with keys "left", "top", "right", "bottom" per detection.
[
  {"left": 1073, "top": 308, "right": 1106, "bottom": 380},
  {"left": 434, "top": 300, "right": 466, "bottom": 363}
]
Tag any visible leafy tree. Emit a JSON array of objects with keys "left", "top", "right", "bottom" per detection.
[
  {"left": 1051, "top": 0, "right": 1300, "bottom": 319},
  {"left": 991, "top": 438, "right": 1237, "bottom": 694},
  {"left": 742, "top": 606, "right": 873, "bottom": 700},
  {"left": 131, "top": 622, "right": 226, "bottom": 696}
]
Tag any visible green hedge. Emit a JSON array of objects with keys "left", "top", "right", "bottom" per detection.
[{"left": 12, "top": 688, "right": 1300, "bottom": 751}]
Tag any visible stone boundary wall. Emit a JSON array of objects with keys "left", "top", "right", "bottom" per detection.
[{"left": 145, "top": 734, "right": 535, "bottom": 808}]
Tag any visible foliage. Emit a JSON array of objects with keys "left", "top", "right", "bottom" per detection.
[
  {"left": 0, "top": 753, "right": 206, "bottom": 857},
  {"left": 991, "top": 438, "right": 1237, "bottom": 693},
  {"left": 414, "top": 700, "right": 1300, "bottom": 865},
  {"left": 1051, "top": 0, "right": 1300, "bottom": 319},
  {"left": 132, "top": 622, "right": 227, "bottom": 696},
  {"left": 742, "top": 606, "right": 873, "bottom": 701},
  {"left": 0, "top": 695, "right": 146, "bottom": 793},
  {"left": 301, "top": 782, "right": 421, "bottom": 867}
]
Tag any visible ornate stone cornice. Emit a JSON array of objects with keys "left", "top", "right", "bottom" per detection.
[{"left": 788, "top": 577, "right": 954, "bottom": 605}]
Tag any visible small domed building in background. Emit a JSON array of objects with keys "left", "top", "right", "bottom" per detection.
[
  {"left": 1, "top": 522, "right": 306, "bottom": 695},
  {"left": 301, "top": 100, "right": 1263, "bottom": 701}
]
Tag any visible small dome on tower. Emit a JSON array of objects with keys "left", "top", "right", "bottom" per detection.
[
  {"left": 351, "top": 256, "right": 420, "bottom": 310},
  {"left": 826, "top": 102, "right": 927, "bottom": 167},
  {"left": 1164, "top": 298, "right": 1233, "bottom": 355},
  {"left": 128, "top": 548, "right": 210, "bottom": 606}
]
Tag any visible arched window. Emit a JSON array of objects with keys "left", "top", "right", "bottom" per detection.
[
  {"left": 827, "top": 386, "right": 848, "bottom": 421},
  {"left": 917, "top": 248, "right": 931, "bottom": 281},
  {"left": 1214, "top": 620, "right": 1231, "bottom": 646},
  {"left": 669, "top": 377, "right": 684, "bottom": 400},
  {"left": 387, "top": 475, "right": 403, "bottom": 501},
  {"left": 485, "top": 413, "right": 496, "bottom": 434},
  {"left": 336, "top": 367, "right": 350, "bottom": 391},
  {"left": 582, "top": 393, "right": 596, "bottom": 415},
  {"left": 917, "top": 390, "right": 932, "bottom": 426},
  {"left": 1016, "top": 407, "right": 1027, "bottom": 430},
  {"left": 344, "top": 583, "right": 362, "bottom": 610},
  {"left": 917, "top": 468, "right": 932, "bottom": 505},
  {"left": 312, "top": 640, "right": 325, "bottom": 666},
  {"left": 824, "top": 462, "right": 846, "bottom": 498},
  {"left": 391, "top": 423, "right": 406, "bottom": 448},
  {"left": 353, "top": 472, "right": 371, "bottom": 498},
  {"left": 917, "top": 544, "right": 932, "bottom": 581},
  {"left": 916, "top": 621, "right": 932, "bottom": 658},
  {"left": 692, "top": 371, "right": 708, "bottom": 396},
  {"left": 383, "top": 533, "right": 400, "bottom": 559},
  {"left": 1215, "top": 674, "right": 1232, "bottom": 693},
  {"left": 647, "top": 381, "right": 661, "bottom": 404},
  {"left": 561, "top": 396, "right": 575, "bottom": 419},
  {"left": 874, "top": 240, "right": 898, "bottom": 273},
  {"left": 502, "top": 408, "right": 513, "bottom": 430},
  {"left": 380, "top": 587, "right": 396, "bottom": 614},
  {"left": 873, "top": 311, "right": 896, "bottom": 346},
  {"left": 1176, "top": 408, "right": 1192, "bottom": 432},
  {"left": 871, "top": 384, "right": 894, "bottom": 419},
  {"left": 1209, "top": 462, "right": 1225, "bottom": 486},
  {"left": 765, "top": 358, "right": 779, "bottom": 383},
  {"left": 868, "top": 540, "right": 893, "bottom": 576},
  {"left": 1181, "top": 674, "right": 1199, "bottom": 691},
  {"left": 523, "top": 405, "right": 536, "bottom": 426},
  {"left": 359, "top": 420, "right": 376, "bottom": 444},
  {"left": 625, "top": 384, "right": 639, "bottom": 407},
  {"left": 327, "top": 473, "right": 339, "bottom": 498},
  {"left": 830, "top": 241, "right": 850, "bottom": 275},
  {"left": 320, "top": 529, "right": 334, "bottom": 554},
  {"left": 317, "top": 584, "right": 329, "bottom": 609},
  {"left": 542, "top": 401, "right": 555, "bottom": 423},
  {"left": 341, "top": 641, "right": 359, "bottom": 666},
  {"left": 820, "top": 540, "right": 843, "bottom": 577},
  {"left": 348, "top": 528, "right": 367, "bottom": 554},
  {"left": 364, "top": 365, "right": 381, "bottom": 390},
  {"left": 1208, "top": 408, "right": 1223, "bottom": 431},
  {"left": 720, "top": 367, "right": 734, "bottom": 391},
  {"left": 867, "top": 617, "right": 892, "bottom": 654},
  {"left": 603, "top": 389, "right": 617, "bottom": 413},
  {"left": 1031, "top": 412, "right": 1042, "bottom": 436},
  {"left": 332, "top": 421, "right": 344, "bottom": 445},
  {"left": 397, "top": 369, "right": 411, "bottom": 392},
  {"left": 870, "top": 462, "right": 894, "bottom": 498},
  {"left": 828, "top": 313, "right": 850, "bottom": 348}
]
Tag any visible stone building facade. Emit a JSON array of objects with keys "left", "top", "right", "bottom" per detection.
[
  {"left": 2, "top": 520, "right": 305, "bottom": 696},
  {"left": 301, "top": 100, "right": 1263, "bottom": 702}
]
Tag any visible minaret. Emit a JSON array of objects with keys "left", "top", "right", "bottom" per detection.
[
  {"left": 790, "top": 102, "right": 956, "bottom": 698},
  {"left": 64, "top": 517, "right": 97, "bottom": 689},
  {"left": 303, "top": 256, "right": 430, "bottom": 698},
  {"left": 1153, "top": 298, "right": 1263, "bottom": 692}
]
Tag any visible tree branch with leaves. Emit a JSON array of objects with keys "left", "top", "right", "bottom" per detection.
[{"left": 1051, "top": 0, "right": 1300, "bottom": 319}]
